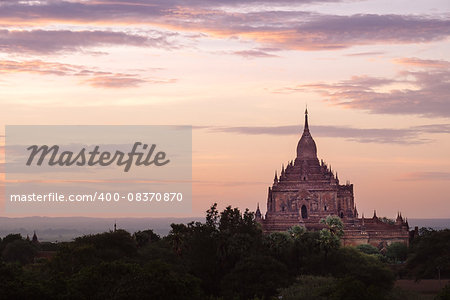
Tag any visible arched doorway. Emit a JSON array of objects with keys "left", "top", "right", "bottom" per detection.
[
  {"left": 301, "top": 205, "right": 307, "bottom": 219},
  {"left": 340, "top": 211, "right": 344, "bottom": 218}
]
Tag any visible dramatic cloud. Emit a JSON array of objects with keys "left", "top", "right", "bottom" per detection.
[
  {"left": 0, "top": 29, "right": 175, "bottom": 54},
  {"left": 0, "top": 0, "right": 348, "bottom": 13},
  {"left": 0, "top": 60, "right": 175, "bottom": 88},
  {"left": 202, "top": 123, "right": 450, "bottom": 144},
  {"left": 219, "top": 14, "right": 450, "bottom": 51},
  {"left": 0, "top": 1, "right": 449, "bottom": 52},
  {"left": 276, "top": 64, "right": 450, "bottom": 118}
]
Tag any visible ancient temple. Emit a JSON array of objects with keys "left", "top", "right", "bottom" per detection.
[{"left": 256, "top": 109, "right": 410, "bottom": 246}]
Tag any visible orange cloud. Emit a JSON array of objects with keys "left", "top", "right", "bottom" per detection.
[
  {"left": 82, "top": 75, "right": 148, "bottom": 88},
  {"left": 393, "top": 57, "right": 450, "bottom": 69}
]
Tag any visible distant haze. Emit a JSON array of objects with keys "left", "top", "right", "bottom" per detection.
[
  {"left": 0, "top": 216, "right": 204, "bottom": 242},
  {"left": 0, "top": 217, "right": 448, "bottom": 242}
]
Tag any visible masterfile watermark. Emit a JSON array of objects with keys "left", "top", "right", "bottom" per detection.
[
  {"left": 4, "top": 125, "right": 192, "bottom": 216},
  {"left": 9, "top": 192, "right": 184, "bottom": 203},
  {"left": 26, "top": 142, "right": 170, "bottom": 172}
]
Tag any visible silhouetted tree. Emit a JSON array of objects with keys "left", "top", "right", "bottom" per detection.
[
  {"left": 220, "top": 255, "right": 290, "bottom": 299},
  {"left": 328, "top": 247, "right": 395, "bottom": 299},
  {"left": 133, "top": 229, "right": 160, "bottom": 247},
  {"left": 357, "top": 244, "right": 379, "bottom": 255},
  {"left": 279, "top": 275, "right": 337, "bottom": 300},
  {"left": 319, "top": 215, "right": 344, "bottom": 259},
  {"left": 386, "top": 242, "right": 407, "bottom": 263},
  {"left": 406, "top": 229, "right": 450, "bottom": 279},
  {"left": 66, "top": 260, "right": 203, "bottom": 300},
  {"left": 1, "top": 237, "right": 37, "bottom": 265}
]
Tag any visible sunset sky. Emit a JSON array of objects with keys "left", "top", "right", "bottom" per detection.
[{"left": 0, "top": 0, "right": 449, "bottom": 218}]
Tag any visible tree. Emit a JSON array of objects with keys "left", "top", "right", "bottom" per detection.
[
  {"left": 406, "top": 229, "right": 450, "bottom": 279},
  {"left": 264, "top": 232, "right": 293, "bottom": 258},
  {"left": 133, "top": 229, "right": 160, "bottom": 247},
  {"left": 220, "top": 255, "right": 289, "bottom": 299},
  {"left": 0, "top": 261, "right": 50, "bottom": 299},
  {"left": 328, "top": 247, "right": 395, "bottom": 299},
  {"left": 74, "top": 229, "right": 137, "bottom": 260},
  {"left": 279, "top": 275, "right": 337, "bottom": 300},
  {"left": 166, "top": 204, "right": 264, "bottom": 297},
  {"left": 50, "top": 230, "right": 138, "bottom": 276},
  {"left": 385, "top": 242, "right": 407, "bottom": 263},
  {"left": 167, "top": 223, "right": 190, "bottom": 256},
  {"left": 0, "top": 233, "right": 23, "bottom": 253},
  {"left": 320, "top": 215, "right": 344, "bottom": 238},
  {"left": 206, "top": 202, "right": 219, "bottom": 229},
  {"left": 280, "top": 245, "right": 397, "bottom": 300},
  {"left": 318, "top": 215, "right": 344, "bottom": 257},
  {"left": 66, "top": 260, "right": 203, "bottom": 300},
  {"left": 379, "top": 217, "right": 395, "bottom": 225},
  {"left": 168, "top": 221, "right": 220, "bottom": 295},
  {"left": 2, "top": 239, "right": 37, "bottom": 264},
  {"left": 357, "top": 244, "right": 379, "bottom": 255},
  {"left": 288, "top": 225, "right": 307, "bottom": 240}
]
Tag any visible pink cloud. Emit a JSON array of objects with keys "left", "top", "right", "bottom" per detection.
[
  {"left": 397, "top": 172, "right": 450, "bottom": 181},
  {"left": 82, "top": 75, "right": 146, "bottom": 88},
  {"left": 0, "top": 59, "right": 175, "bottom": 88},
  {"left": 198, "top": 123, "right": 450, "bottom": 144},
  {"left": 275, "top": 64, "right": 450, "bottom": 117},
  {"left": 232, "top": 49, "right": 279, "bottom": 58},
  {"left": 0, "top": 29, "right": 176, "bottom": 54},
  {"left": 393, "top": 57, "right": 450, "bottom": 69}
]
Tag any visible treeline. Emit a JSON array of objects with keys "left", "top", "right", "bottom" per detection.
[{"left": 0, "top": 204, "right": 449, "bottom": 300}]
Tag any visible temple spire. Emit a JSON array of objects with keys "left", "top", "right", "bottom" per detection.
[
  {"left": 296, "top": 108, "right": 317, "bottom": 159},
  {"left": 255, "top": 203, "right": 262, "bottom": 219},
  {"left": 304, "top": 107, "right": 309, "bottom": 132}
]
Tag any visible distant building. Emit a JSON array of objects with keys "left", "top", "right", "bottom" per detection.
[
  {"left": 256, "top": 109, "right": 409, "bottom": 246},
  {"left": 32, "top": 231, "right": 39, "bottom": 244}
]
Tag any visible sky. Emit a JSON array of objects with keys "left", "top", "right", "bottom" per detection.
[{"left": 0, "top": 0, "right": 449, "bottom": 218}]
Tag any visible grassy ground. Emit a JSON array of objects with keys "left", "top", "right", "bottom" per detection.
[{"left": 394, "top": 279, "right": 450, "bottom": 299}]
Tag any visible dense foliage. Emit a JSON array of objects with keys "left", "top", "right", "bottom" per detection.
[
  {"left": 406, "top": 228, "right": 450, "bottom": 279},
  {"left": 0, "top": 206, "right": 449, "bottom": 299}
]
